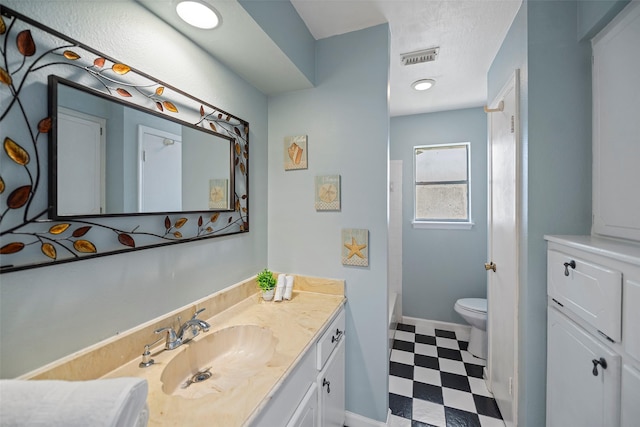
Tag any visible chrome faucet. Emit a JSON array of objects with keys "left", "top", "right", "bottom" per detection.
[
  {"left": 154, "top": 308, "right": 211, "bottom": 351},
  {"left": 139, "top": 308, "right": 211, "bottom": 368},
  {"left": 177, "top": 308, "right": 211, "bottom": 343}
]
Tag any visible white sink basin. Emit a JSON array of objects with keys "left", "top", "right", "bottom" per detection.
[{"left": 160, "top": 325, "right": 277, "bottom": 399}]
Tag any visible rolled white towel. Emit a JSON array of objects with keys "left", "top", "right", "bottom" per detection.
[
  {"left": 284, "top": 275, "right": 294, "bottom": 300},
  {"left": 0, "top": 377, "right": 148, "bottom": 427},
  {"left": 274, "top": 273, "right": 286, "bottom": 301}
]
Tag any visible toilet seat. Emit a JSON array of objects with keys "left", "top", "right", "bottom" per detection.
[{"left": 456, "top": 298, "right": 487, "bottom": 314}]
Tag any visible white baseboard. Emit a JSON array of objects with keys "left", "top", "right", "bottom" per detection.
[
  {"left": 400, "top": 316, "right": 471, "bottom": 341},
  {"left": 344, "top": 410, "right": 390, "bottom": 427}
]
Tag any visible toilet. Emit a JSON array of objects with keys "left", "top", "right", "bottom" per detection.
[{"left": 454, "top": 298, "right": 487, "bottom": 359}]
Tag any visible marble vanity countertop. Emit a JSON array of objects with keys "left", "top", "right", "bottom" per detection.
[
  {"left": 104, "top": 281, "right": 345, "bottom": 426},
  {"left": 21, "top": 274, "right": 345, "bottom": 427}
]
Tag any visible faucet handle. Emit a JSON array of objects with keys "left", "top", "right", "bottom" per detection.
[
  {"left": 192, "top": 308, "right": 206, "bottom": 319},
  {"left": 155, "top": 326, "right": 180, "bottom": 349}
]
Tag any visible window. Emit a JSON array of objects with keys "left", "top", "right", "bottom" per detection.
[{"left": 413, "top": 142, "right": 472, "bottom": 229}]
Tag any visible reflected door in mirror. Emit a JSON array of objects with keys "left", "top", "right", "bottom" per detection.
[{"left": 57, "top": 108, "right": 106, "bottom": 216}]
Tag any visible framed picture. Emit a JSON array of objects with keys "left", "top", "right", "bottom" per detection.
[
  {"left": 342, "top": 228, "right": 369, "bottom": 267},
  {"left": 315, "top": 175, "right": 341, "bottom": 211},
  {"left": 284, "top": 135, "right": 308, "bottom": 170},
  {"left": 208, "top": 179, "right": 228, "bottom": 209}
]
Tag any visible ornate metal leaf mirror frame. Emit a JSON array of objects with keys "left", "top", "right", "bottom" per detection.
[{"left": 0, "top": 6, "right": 249, "bottom": 273}]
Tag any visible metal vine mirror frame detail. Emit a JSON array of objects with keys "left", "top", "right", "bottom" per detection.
[{"left": 0, "top": 6, "right": 250, "bottom": 273}]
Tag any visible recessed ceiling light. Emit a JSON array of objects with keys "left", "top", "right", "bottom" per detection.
[
  {"left": 176, "top": 1, "right": 221, "bottom": 29},
  {"left": 412, "top": 79, "right": 436, "bottom": 91}
]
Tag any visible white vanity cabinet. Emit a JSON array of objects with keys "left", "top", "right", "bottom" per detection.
[
  {"left": 250, "top": 305, "right": 345, "bottom": 427},
  {"left": 545, "top": 236, "right": 640, "bottom": 427},
  {"left": 316, "top": 310, "right": 346, "bottom": 427}
]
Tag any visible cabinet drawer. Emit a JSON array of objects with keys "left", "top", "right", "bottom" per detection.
[
  {"left": 317, "top": 309, "right": 345, "bottom": 370},
  {"left": 548, "top": 249, "right": 622, "bottom": 341}
]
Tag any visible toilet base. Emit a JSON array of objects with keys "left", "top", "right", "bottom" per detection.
[{"left": 468, "top": 326, "right": 487, "bottom": 359}]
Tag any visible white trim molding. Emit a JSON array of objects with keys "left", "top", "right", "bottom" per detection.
[{"left": 344, "top": 410, "right": 390, "bottom": 427}]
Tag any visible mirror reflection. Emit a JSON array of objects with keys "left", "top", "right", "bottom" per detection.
[{"left": 52, "top": 78, "right": 234, "bottom": 217}]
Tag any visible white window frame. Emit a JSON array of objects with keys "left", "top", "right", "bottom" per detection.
[{"left": 412, "top": 142, "right": 474, "bottom": 230}]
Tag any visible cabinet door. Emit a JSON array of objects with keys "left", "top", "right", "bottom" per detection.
[
  {"left": 286, "top": 383, "right": 318, "bottom": 427},
  {"left": 547, "top": 307, "right": 621, "bottom": 427},
  {"left": 317, "top": 339, "right": 345, "bottom": 427},
  {"left": 621, "top": 365, "right": 640, "bottom": 427}
]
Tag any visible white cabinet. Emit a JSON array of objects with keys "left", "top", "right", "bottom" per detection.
[
  {"left": 621, "top": 365, "right": 640, "bottom": 427},
  {"left": 317, "top": 339, "right": 345, "bottom": 426},
  {"left": 546, "top": 236, "right": 640, "bottom": 427},
  {"left": 591, "top": 2, "right": 640, "bottom": 242},
  {"left": 286, "top": 383, "right": 319, "bottom": 427},
  {"left": 250, "top": 305, "right": 345, "bottom": 427},
  {"left": 547, "top": 306, "right": 620, "bottom": 427}
]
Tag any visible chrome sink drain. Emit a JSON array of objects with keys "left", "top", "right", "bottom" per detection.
[{"left": 182, "top": 367, "right": 212, "bottom": 389}]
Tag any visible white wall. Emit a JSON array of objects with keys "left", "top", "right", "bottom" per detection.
[
  {"left": 267, "top": 24, "right": 390, "bottom": 423},
  {"left": 0, "top": 0, "right": 268, "bottom": 378}
]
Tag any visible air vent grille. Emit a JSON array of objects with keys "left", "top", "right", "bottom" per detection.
[{"left": 401, "top": 47, "right": 439, "bottom": 66}]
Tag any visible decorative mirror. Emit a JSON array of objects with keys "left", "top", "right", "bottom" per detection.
[{"left": 0, "top": 6, "right": 249, "bottom": 273}]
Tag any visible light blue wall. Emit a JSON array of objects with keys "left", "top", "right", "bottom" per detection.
[
  {"left": 239, "top": 0, "right": 315, "bottom": 85},
  {"left": 390, "top": 108, "right": 488, "bottom": 323},
  {"left": 267, "top": 24, "right": 390, "bottom": 422},
  {"left": 577, "top": 0, "right": 630, "bottom": 40},
  {"left": 489, "top": 1, "right": 592, "bottom": 425},
  {"left": 0, "top": 1, "right": 268, "bottom": 378}
]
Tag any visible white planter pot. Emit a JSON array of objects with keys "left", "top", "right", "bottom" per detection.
[{"left": 262, "top": 289, "right": 275, "bottom": 301}]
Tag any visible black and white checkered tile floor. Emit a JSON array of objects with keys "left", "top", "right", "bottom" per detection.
[{"left": 388, "top": 323, "right": 505, "bottom": 427}]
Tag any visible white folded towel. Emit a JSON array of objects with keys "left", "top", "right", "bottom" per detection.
[
  {"left": 0, "top": 377, "right": 148, "bottom": 427},
  {"left": 284, "top": 275, "right": 294, "bottom": 300}
]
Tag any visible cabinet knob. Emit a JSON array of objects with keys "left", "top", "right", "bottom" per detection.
[
  {"left": 592, "top": 357, "right": 607, "bottom": 376},
  {"left": 322, "top": 378, "right": 331, "bottom": 394},
  {"left": 563, "top": 260, "right": 576, "bottom": 276},
  {"left": 331, "top": 328, "right": 343, "bottom": 343}
]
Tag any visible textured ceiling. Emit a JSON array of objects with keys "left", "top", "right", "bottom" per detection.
[
  {"left": 139, "top": 0, "right": 521, "bottom": 117},
  {"left": 291, "top": 0, "right": 522, "bottom": 116}
]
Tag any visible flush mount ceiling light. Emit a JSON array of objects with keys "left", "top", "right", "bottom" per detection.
[
  {"left": 411, "top": 79, "right": 436, "bottom": 91},
  {"left": 176, "top": 1, "right": 221, "bottom": 29}
]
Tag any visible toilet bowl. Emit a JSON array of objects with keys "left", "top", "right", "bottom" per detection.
[{"left": 454, "top": 298, "right": 487, "bottom": 359}]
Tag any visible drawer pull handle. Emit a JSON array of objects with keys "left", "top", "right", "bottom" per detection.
[
  {"left": 331, "top": 328, "right": 343, "bottom": 343},
  {"left": 592, "top": 357, "right": 607, "bottom": 376},
  {"left": 322, "top": 378, "right": 331, "bottom": 393},
  {"left": 563, "top": 260, "right": 576, "bottom": 276}
]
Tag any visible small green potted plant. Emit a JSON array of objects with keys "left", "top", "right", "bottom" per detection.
[{"left": 256, "top": 268, "right": 277, "bottom": 301}]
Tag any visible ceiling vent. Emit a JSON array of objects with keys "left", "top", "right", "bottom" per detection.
[{"left": 400, "top": 47, "right": 439, "bottom": 66}]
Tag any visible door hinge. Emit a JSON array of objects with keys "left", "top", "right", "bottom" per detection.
[
  {"left": 100, "top": 127, "right": 103, "bottom": 136},
  {"left": 509, "top": 377, "right": 513, "bottom": 396},
  {"left": 142, "top": 150, "right": 146, "bottom": 162},
  {"left": 510, "top": 116, "right": 515, "bottom": 133}
]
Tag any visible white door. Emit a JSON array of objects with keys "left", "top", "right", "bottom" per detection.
[
  {"left": 57, "top": 108, "right": 105, "bottom": 216},
  {"left": 547, "top": 307, "right": 620, "bottom": 427},
  {"left": 138, "top": 126, "right": 182, "bottom": 213},
  {"left": 487, "top": 70, "right": 519, "bottom": 426}
]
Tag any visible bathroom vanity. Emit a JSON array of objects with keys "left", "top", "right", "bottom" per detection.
[
  {"left": 545, "top": 235, "right": 640, "bottom": 427},
  {"left": 21, "top": 275, "right": 346, "bottom": 426}
]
